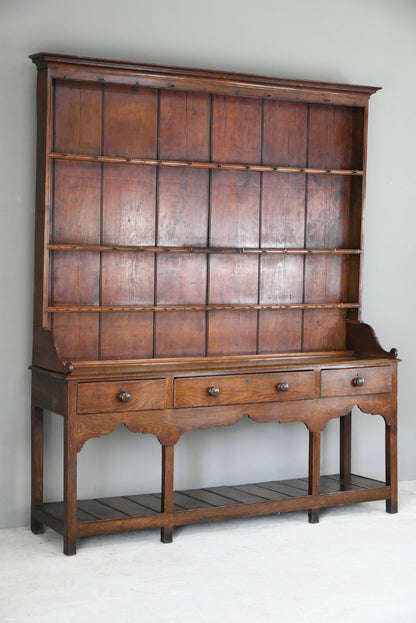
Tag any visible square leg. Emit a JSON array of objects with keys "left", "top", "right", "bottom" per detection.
[
  {"left": 31, "top": 404, "right": 44, "bottom": 534},
  {"left": 308, "top": 431, "right": 321, "bottom": 524}
]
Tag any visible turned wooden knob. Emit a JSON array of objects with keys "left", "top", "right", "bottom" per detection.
[
  {"left": 118, "top": 391, "right": 131, "bottom": 402},
  {"left": 208, "top": 386, "right": 220, "bottom": 397},
  {"left": 277, "top": 382, "right": 290, "bottom": 392},
  {"left": 352, "top": 377, "right": 365, "bottom": 387}
]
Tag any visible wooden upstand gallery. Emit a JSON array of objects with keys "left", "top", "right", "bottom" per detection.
[{"left": 30, "top": 53, "right": 398, "bottom": 555}]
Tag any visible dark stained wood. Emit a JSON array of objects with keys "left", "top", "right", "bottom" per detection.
[
  {"left": 77, "top": 378, "right": 168, "bottom": 414},
  {"left": 159, "top": 89, "right": 210, "bottom": 161},
  {"left": 155, "top": 312, "right": 206, "bottom": 358},
  {"left": 53, "top": 80, "right": 102, "bottom": 155},
  {"left": 103, "top": 84, "right": 158, "bottom": 157},
  {"left": 95, "top": 496, "right": 155, "bottom": 517},
  {"left": 34, "top": 473, "right": 390, "bottom": 542},
  {"left": 47, "top": 244, "right": 362, "bottom": 255},
  {"left": 157, "top": 168, "right": 209, "bottom": 247},
  {"left": 174, "top": 370, "right": 315, "bottom": 408},
  {"left": 161, "top": 445, "right": 174, "bottom": 543},
  {"left": 308, "top": 431, "right": 321, "bottom": 523},
  {"left": 211, "top": 95, "right": 262, "bottom": 164},
  {"left": 102, "top": 163, "right": 156, "bottom": 246},
  {"left": 180, "top": 488, "right": 239, "bottom": 507},
  {"left": 210, "top": 170, "right": 260, "bottom": 248},
  {"left": 30, "top": 53, "right": 397, "bottom": 554},
  {"left": 52, "top": 313, "right": 99, "bottom": 362},
  {"left": 46, "top": 303, "right": 360, "bottom": 313},
  {"left": 50, "top": 152, "right": 364, "bottom": 175},
  {"left": 51, "top": 159, "right": 101, "bottom": 359},
  {"left": 260, "top": 100, "right": 307, "bottom": 355},
  {"left": 156, "top": 255, "right": 206, "bottom": 305},
  {"left": 321, "top": 365, "right": 392, "bottom": 397},
  {"left": 100, "top": 312, "right": 154, "bottom": 360},
  {"left": 340, "top": 412, "right": 352, "bottom": 478},
  {"left": 63, "top": 382, "right": 77, "bottom": 555},
  {"left": 207, "top": 310, "right": 258, "bottom": 356},
  {"left": 302, "top": 309, "right": 347, "bottom": 352},
  {"left": 31, "top": 405, "right": 44, "bottom": 534},
  {"left": 52, "top": 161, "right": 101, "bottom": 244},
  {"left": 258, "top": 310, "right": 303, "bottom": 354}
]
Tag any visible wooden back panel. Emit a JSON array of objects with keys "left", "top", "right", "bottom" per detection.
[{"left": 40, "top": 64, "right": 369, "bottom": 362}]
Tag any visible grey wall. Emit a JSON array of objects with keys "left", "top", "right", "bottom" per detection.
[{"left": 1, "top": 0, "right": 415, "bottom": 529}]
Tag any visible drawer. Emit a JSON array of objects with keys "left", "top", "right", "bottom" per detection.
[
  {"left": 174, "top": 371, "right": 315, "bottom": 408},
  {"left": 77, "top": 379, "right": 168, "bottom": 414},
  {"left": 321, "top": 366, "right": 392, "bottom": 398}
]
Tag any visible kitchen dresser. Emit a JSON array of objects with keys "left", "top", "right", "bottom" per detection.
[{"left": 30, "top": 53, "right": 398, "bottom": 555}]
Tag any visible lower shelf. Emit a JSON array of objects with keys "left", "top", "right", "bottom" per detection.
[{"left": 36, "top": 474, "right": 389, "bottom": 539}]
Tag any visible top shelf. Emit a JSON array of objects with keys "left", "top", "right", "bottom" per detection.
[{"left": 50, "top": 152, "right": 364, "bottom": 177}]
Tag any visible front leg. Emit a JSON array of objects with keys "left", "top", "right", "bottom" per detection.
[{"left": 31, "top": 404, "right": 44, "bottom": 534}]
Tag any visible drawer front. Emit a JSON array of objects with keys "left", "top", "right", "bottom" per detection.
[
  {"left": 174, "top": 371, "right": 315, "bottom": 408},
  {"left": 321, "top": 366, "right": 392, "bottom": 398},
  {"left": 78, "top": 379, "right": 168, "bottom": 414}
]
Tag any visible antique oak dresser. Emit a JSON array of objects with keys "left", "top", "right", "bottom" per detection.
[{"left": 30, "top": 53, "right": 398, "bottom": 554}]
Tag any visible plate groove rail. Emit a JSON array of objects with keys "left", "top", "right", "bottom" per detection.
[{"left": 35, "top": 475, "right": 389, "bottom": 538}]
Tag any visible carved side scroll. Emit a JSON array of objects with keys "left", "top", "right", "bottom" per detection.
[
  {"left": 346, "top": 320, "right": 398, "bottom": 359},
  {"left": 32, "top": 327, "right": 73, "bottom": 374}
]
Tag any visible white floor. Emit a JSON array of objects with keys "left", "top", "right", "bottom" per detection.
[{"left": 1, "top": 482, "right": 416, "bottom": 623}]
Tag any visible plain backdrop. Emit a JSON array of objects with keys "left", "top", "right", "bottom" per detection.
[{"left": 0, "top": 0, "right": 415, "bottom": 529}]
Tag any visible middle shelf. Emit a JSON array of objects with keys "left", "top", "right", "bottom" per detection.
[
  {"left": 46, "top": 303, "right": 360, "bottom": 313},
  {"left": 48, "top": 244, "right": 362, "bottom": 255}
]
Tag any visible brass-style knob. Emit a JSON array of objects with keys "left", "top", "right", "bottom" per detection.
[
  {"left": 208, "top": 386, "right": 220, "bottom": 397},
  {"left": 352, "top": 377, "right": 365, "bottom": 387},
  {"left": 277, "top": 382, "right": 290, "bottom": 392},
  {"left": 118, "top": 391, "right": 131, "bottom": 402}
]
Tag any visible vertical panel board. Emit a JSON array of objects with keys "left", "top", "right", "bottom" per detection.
[
  {"left": 156, "top": 255, "right": 207, "bottom": 305},
  {"left": 157, "top": 169, "right": 209, "bottom": 246},
  {"left": 155, "top": 312, "right": 206, "bottom": 358},
  {"left": 103, "top": 85, "right": 158, "bottom": 157},
  {"left": 101, "top": 252, "right": 155, "bottom": 305},
  {"left": 207, "top": 311, "right": 257, "bottom": 356},
  {"left": 211, "top": 95, "right": 262, "bottom": 164},
  {"left": 303, "top": 104, "right": 354, "bottom": 352},
  {"left": 52, "top": 313, "right": 99, "bottom": 361},
  {"left": 262, "top": 100, "right": 308, "bottom": 167},
  {"left": 100, "top": 313, "right": 154, "bottom": 359},
  {"left": 306, "top": 176, "right": 350, "bottom": 249},
  {"left": 100, "top": 252, "right": 154, "bottom": 359},
  {"left": 260, "top": 256, "right": 304, "bottom": 304},
  {"left": 347, "top": 176, "right": 363, "bottom": 319},
  {"left": 210, "top": 96, "right": 261, "bottom": 355},
  {"left": 53, "top": 80, "right": 102, "bottom": 154},
  {"left": 155, "top": 255, "right": 207, "bottom": 357},
  {"left": 210, "top": 170, "right": 260, "bottom": 247},
  {"left": 261, "top": 173, "right": 306, "bottom": 248},
  {"left": 208, "top": 255, "right": 258, "bottom": 355},
  {"left": 260, "top": 100, "right": 308, "bottom": 353},
  {"left": 52, "top": 161, "right": 101, "bottom": 244},
  {"left": 302, "top": 310, "right": 346, "bottom": 352},
  {"left": 159, "top": 90, "right": 210, "bottom": 160},
  {"left": 258, "top": 310, "right": 303, "bottom": 353},
  {"left": 307, "top": 105, "right": 353, "bottom": 169},
  {"left": 304, "top": 255, "right": 348, "bottom": 304},
  {"left": 351, "top": 107, "right": 365, "bottom": 171},
  {"left": 102, "top": 164, "right": 156, "bottom": 246},
  {"left": 52, "top": 81, "right": 102, "bottom": 361},
  {"left": 52, "top": 251, "right": 100, "bottom": 305},
  {"left": 209, "top": 256, "right": 258, "bottom": 304},
  {"left": 101, "top": 162, "right": 156, "bottom": 358},
  {"left": 51, "top": 249, "right": 100, "bottom": 360}
]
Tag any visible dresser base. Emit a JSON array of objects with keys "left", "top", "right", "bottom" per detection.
[{"left": 32, "top": 473, "right": 392, "bottom": 552}]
